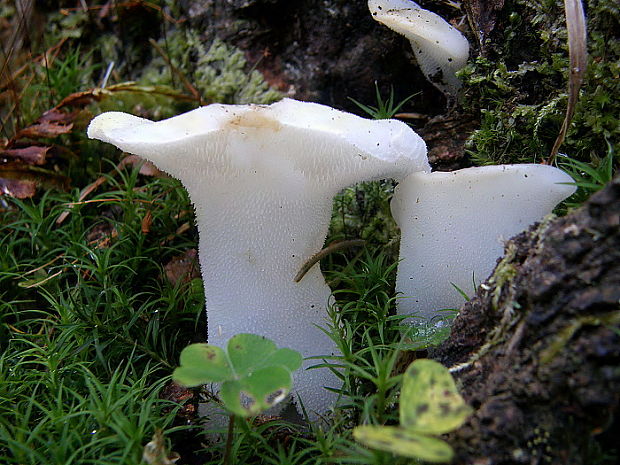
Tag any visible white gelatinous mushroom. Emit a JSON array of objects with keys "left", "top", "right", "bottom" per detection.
[
  {"left": 390, "top": 164, "right": 576, "bottom": 322},
  {"left": 368, "top": 0, "right": 470, "bottom": 95},
  {"left": 87, "top": 98, "right": 429, "bottom": 415}
]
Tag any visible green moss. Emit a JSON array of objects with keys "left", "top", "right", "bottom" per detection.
[
  {"left": 328, "top": 180, "right": 400, "bottom": 253},
  {"left": 46, "top": 9, "right": 89, "bottom": 41},
  {"left": 141, "top": 30, "right": 281, "bottom": 105},
  {"left": 488, "top": 242, "right": 519, "bottom": 311},
  {"left": 539, "top": 311, "right": 620, "bottom": 364},
  {"left": 93, "top": 27, "right": 282, "bottom": 120},
  {"left": 461, "top": 0, "right": 619, "bottom": 169},
  {"left": 195, "top": 38, "right": 282, "bottom": 104}
]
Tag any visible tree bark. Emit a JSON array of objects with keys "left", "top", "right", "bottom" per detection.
[
  {"left": 435, "top": 178, "right": 620, "bottom": 464},
  {"left": 180, "top": 0, "right": 449, "bottom": 112}
]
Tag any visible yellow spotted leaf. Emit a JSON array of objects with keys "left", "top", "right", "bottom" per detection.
[
  {"left": 400, "top": 359, "right": 472, "bottom": 435},
  {"left": 353, "top": 425, "right": 453, "bottom": 463}
]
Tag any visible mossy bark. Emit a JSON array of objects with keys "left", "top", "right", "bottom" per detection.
[{"left": 435, "top": 178, "right": 620, "bottom": 464}]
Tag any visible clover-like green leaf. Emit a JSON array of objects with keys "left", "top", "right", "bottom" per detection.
[
  {"left": 172, "top": 334, "right": 302, "bottom": 417},
  {"left": 173, "top": 343, "right": 232, "bottom": 386},
  {"left": 353, "top": 425, "right": 454, "bottom": 463},
  {"left": 262, "top": 347, "right": 303, "bottom": 373},
  {"left": 227, "top": 333, "right": 302, "bottom": 376},
  {"left": 400, "top": 359, "right": 472, "bottom": 435},
  {"left": 220, "top": 366, "right": 292, "bottom": 417}
]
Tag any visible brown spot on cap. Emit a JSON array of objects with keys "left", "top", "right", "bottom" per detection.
[{"left": 228, "top": 110, "right": 282, "bottom": 131}]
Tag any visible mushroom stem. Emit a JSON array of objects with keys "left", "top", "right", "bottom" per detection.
[{"left": 186, "top": 179, "right": 340, "bottom": 413}]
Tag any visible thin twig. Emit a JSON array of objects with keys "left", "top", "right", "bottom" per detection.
[
  {"left": 56, "top": 155, "right": 162, "bottom": 225},
  {"left": 294, "top": 239, "right": 366, "bottom": 283},
  {"left": 19, "top": 253, "right": 64, "bottom": 277},
  {"left": 393, "top": 112, "right": 426, "bottom": 120},
  {"left": 148, "top": 38, "right": 203, "bottom": 104},
  {"left": 63, "top": 198, "right": 154, "bottom": 206},
  {"left": 22, "top": 270, "right": 63, "bottom": 288},
  {"left": 100, "top": 61, "right": 115, "bottom": 88}
]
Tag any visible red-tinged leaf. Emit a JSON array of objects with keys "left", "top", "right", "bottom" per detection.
[
  {"left": 0, "top": 178, "right": 36, "bottom": 198},
  {"left": 99, "top": 2, "right": 112, "bottom": 20},
  {"left": 1, "top": 146, "right": 51, "bottom": 165},
  {"left": 17, "top": 121, "right": 74, "bottom": 138},
  {"left": 38, "top": 109, "right": 79, "bottom": 124},
  {"left": 138, "top": 161, "right": 164, "bottom": 177}
]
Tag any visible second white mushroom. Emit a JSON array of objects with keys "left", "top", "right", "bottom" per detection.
[{"left": 390, "top": 164, "right": 576, "bottom": 323}]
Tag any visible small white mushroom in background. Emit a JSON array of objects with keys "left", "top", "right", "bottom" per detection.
[
  {"left": 87, "top": 98, "right": 429, "bottom": 416},
  {"left": 390, "top": 164, "right": 576, "bottom": 323},
  {"left": 368, "top": 0, "right": 470, "bottom": 96}
]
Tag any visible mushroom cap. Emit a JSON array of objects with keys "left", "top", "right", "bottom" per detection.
[
  {"left": 368, "top": 0, "right": 469, "bottom": 94},
  {"left": 87, "top": 98, "right": 430, "bottom": 190}
]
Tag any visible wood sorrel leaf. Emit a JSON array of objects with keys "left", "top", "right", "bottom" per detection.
[
  {"left": 227, "top": 333, "right": 302, "bottom": 376},
  {"left": 173, "top": 334, "right": 302, "bottom": 416},
  {"left": 173, "top": 343, "right": 232, "bottom": 386},
  {"left": 353, "top": 425, "right": 454, "bottom": 463},
  {"left": 220, "top": 366, "right": 292, "bottom": 417},
  {"left": 400, "top": 359, "right": 472, "bottom": 434}
]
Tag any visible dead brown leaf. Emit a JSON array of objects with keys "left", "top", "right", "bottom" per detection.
[
  {"left": 420, "top": 112, "right": 479, "bottom": 170},
  {"left": 464, "top": 0, "right": 506, "bottom": 51},
  {"left": 159, "top": 380, "right": 196, "bottom": 420},
  {"left": 118, "top": 155, "right": 165, "bottom": 177},
  {"left": 0, "top": 177, "right": 36, "bottom": 198},
  {"left": 141, "top": 210, "right": 153, "bottom": 234},
  {"left": 16, "top": 121, "right": 73, "bottom": 139},
  {"left": 164, "top": 249, "right": 200, "bottom": 286},
  {"left": 1, "top": 145, "right": 50, "bottom": 165},
  {"left": 0, "top": 163, "right": 70, "bottom": 198},
  {"left": 142, "top": 429, "right": 180, "bottom": 465},
  {"left": 38, "top": 108, "right": 79, "bottom": 124}
]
